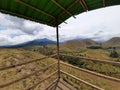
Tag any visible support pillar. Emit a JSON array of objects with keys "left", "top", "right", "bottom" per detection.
[{"left": 56, "top": 24, "right": 60, "bottom": 79}]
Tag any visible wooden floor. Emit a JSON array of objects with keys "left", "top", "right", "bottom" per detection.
[{"left": 47, "top": 79, "right": 77, "bottom": 90}]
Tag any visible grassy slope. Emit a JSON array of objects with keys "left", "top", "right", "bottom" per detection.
[
  {"left": 82, "top": 49, "right": 110, "bottom": 59},
  {"left": 61, "top": 63, "right": 120, "bottom": 90},
  {"left": 0, "top": 48, "right": 57, "bottom": 90},
  {"left": 60, "top": 48, "right": 110, "bottom": 59},
  {"left": 0, "top": 48, "right": 120, "bottom": 90}
]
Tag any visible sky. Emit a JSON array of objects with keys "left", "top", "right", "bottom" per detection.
[{"left": 0, "top": 5, "right": 120, "bottom": 46}]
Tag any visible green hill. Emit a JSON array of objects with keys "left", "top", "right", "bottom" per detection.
[
  {"left": 0, "top": 48, "right": 120, "bottom": 90},
  {"left": 103, "top": 37, "right": 120, "bottom": 47},
  {"left": 60, "top": 39, "right": 100, "bottom": 51}
]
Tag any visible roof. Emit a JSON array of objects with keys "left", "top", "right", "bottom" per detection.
[{"left": 0, "top": 0, "right": 120, "bottom": 27}]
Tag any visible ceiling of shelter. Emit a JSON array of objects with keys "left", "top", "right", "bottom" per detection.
[{"left": 0, "top": 0, "right": 120, "bottom": 27}]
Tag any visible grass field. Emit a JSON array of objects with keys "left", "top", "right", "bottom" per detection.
[
  {"left": 0, "top": 48, "right": 120, "bottom": 90},
  {"left": 0, "top": 48, "right": 58, "bottom": 90}
]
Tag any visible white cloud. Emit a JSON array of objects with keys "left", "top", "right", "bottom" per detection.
[{"left": 0, "top": 5, "right": 120, "bottom": 46}]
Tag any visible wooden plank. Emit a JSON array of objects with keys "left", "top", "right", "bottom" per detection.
[
  {"left": 81, "top": 0, "right": 88, "bottom": 10},
  {"left": 60, "top": 54, "right": 120, "bottom": 66},
  {"left": 0, "top": 54, "right": 56, "bottom": 71},
  {"left": 44, "top": 78, "right": 59, "bottom": 90},
  {"left": 60, "top": 70, "right": 104, "bottom": 90},
  {"left": 25, "top": 70, "right": 58, "bottom": 90},
  {"left": 0, "top": 62, "right": 57, "bottom": 88},
  {"left": 103, "top": 0, "right": 106, "bottom": 7},
  {"left": 60, "top": 61, "right": 120, "bottom": 82},
  {"left": 52, "top": 0, "right": 76, "bottom": 18}
]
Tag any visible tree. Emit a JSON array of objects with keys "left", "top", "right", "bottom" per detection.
[{"left": 110, "top": 47, "right": 119, "bottom": 58}]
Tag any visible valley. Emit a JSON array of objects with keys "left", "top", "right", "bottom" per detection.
[{"left": 0, "top": 37, "right": 120, "bottom": 90}]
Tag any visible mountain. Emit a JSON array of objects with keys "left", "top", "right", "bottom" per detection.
[
  {"left": 61, "top": 39, "right": 100, "bottom": 49},
  {"left": 103, "top": 37, "right": 120, "bottom": 47},
  {"left": 0, "top": 38, "right": 56, "bottom": 48}
]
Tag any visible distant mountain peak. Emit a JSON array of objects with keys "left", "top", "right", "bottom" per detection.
[
  {"left": 103, "top": 37, "right": 120, "bottom": 47},
  {"left": 0, "top": 38, "right": 56, "bottom": 48}
]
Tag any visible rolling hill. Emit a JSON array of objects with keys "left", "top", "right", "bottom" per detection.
[
  {"left": 0, "top": 38, "right": 56, "bottom": 48},
  {"left": 61, "top": 39, "right": 100, "bottom": 49},
  {"left": 0, "top": 48, "right": 119, "bottom": 90},
  {"left": 103, "top": 37, "right": 120, "bottom": 47}
]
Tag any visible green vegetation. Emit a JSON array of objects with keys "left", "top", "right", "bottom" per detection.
[
  {"left": 0, "top": 48, "right": 120, "bottom": 90},
  {"left": 60, "top": 63, "right": 120, "bottom": 90},
  {"left": 58, "top": 55, "right": 120, "bottom": 79},
  {"left": 23, "top": 45, "right": 56, "bottom": 56},
  {"left": 110, "top": 47, "right": 119, "bottom": 58},
  {"left": 0, "top": 48, "right": 57, "bottom": 90}
]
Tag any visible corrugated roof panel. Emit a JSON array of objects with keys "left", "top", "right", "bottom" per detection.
[{"left": 0, "top": 0, "right": 120, "bottom": 27}]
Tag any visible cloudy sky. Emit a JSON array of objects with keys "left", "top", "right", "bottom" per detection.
[{"left": 0, "top": 5, "right": 120, "bottom": 46}]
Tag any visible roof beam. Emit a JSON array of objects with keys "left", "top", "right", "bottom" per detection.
[
  {"left": 59, "top": 0, "right": 78, "bottom": 18},
  {"left": 16, "top": 0, "right": 67, "bottom": 25},
  {"left": 0, "top": 9, "right": 54, "bottom": 26},
  {"left": 81, "top": 0, "right": 88, "bottom": 11},
  {"left": 103, "top": 0, "right": 106, "bottom": 7},
  {"left": 51, "top": 0, "right": 76, "bottom": 19},
  {"left": 51, "top": 0, "right": 78, "bottom": 25},
  {"left": 16, "top": 0, "right": 55, "bottom": 18},
  {"left": 78, "top": 0, "right": 87, "bottom": 11}
]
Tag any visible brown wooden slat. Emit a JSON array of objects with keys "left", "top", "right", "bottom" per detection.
[
  {"left": 0, "top": 54, "right": 56, "bottom": 71},
  {"left": 78, "top": 0, "right": 87, "bottom": 11},
  {"left": 103, "top": 0, "right": 106, "bottom": 7},
  {"left": 16, "top": 0, "right": 67, "bottom": 25},
  {"left": 60, "top": 61, "right": 120, "bottom": 82},
  {"left": 0, "top": 62, "right": 57, "bottom": 88},
  {"left": 25, "top": 70, "right": 58, "bottom": 90},
  {"left": 81, "top": 0, "right": 88, "bottom": 10},
  {"left": 51, "top": 0, "right": 76, "bottom": 18},
  {"left": 60, "top": 54, "right": 120, "bottom": 66},
  {"left": 0, "top": 9, "right": 53, "bottom": 26},
  {"left": 44, "top": 79, "right": 59, "bottom": 90},
  {"left": 60, "top": 70, "right": 104, "bottom": 90}
]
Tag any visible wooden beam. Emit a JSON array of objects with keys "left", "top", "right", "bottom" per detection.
[
  {"left": 59, "top": 0, "right": 78, "bottom": 18},
  {"left": 0, "top": 9, "right": 55, "bottom": 26},
  {"left": 60, "top": 54, "right": 120, "bottom": 66},
  {"left": 60, "top": 61, "right": 120, "bottom": 82},
  {"left": 16, "top": 0, "right": 55, "bottom": 18},
  {"left": 103, "top": 0, "right": 106, "bottom": 7},
  {"left": 60, "top": 70, "right": 104, "bottom": 90},
  {"left": 52, "top": 0, "right": 76, "bottom": 19},
  {"left": 78, "top": 0, "right": 87, "bottom": 11},
  {"left": 81, "top": 0, "right": 88, "bottom": 11},
  {"left": 51, "top": 0, "right": 78, "bottom": 25},
  {"left": 25, "top": 71, "right": 58, "bottom": 90},
  {"left": 0, "top": 53, "right": 56, "bottom": 71},
  {"left": 0, "top": 63, "right": 57, "bottom": 88},
  {"left": 16, "top": 0, "right": 67, "bottom": 25}
]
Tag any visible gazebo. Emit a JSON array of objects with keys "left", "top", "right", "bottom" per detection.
[{"left": 0, "top": 0, "right": 120, "bottom": 90}]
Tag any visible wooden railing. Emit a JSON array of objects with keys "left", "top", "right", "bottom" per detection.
[
  {"left": 0, "top": 54, "right": 56, "bottom": 71},
  {"left": 0, "top": 53, "right": 120, "bottom": 90},
  {"left": 60, "top": 61, "right": 120, "bottom": 82},
  {"left": 60, "top": 70, "right": 104, "bottom": 90},
  {"left": 60, "top": 54, "right": 120, "bottom": 66}
]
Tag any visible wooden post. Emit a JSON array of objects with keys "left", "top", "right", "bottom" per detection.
[{"left": 56, "top": 19, "right": 60, "bottom": 79}]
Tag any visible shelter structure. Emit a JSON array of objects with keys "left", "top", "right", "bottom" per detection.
[{"left": 0, "top": 0, "right": 120, "bottom": 90}]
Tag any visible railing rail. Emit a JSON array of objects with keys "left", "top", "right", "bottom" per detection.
[
  {"left": 0, "top": 62, "right": 57, "bottom": 88},
  {"left": 0, "top": 53, "right": 120, "bottom": 90},
  {"left": 60, "top": 61, "right": 120, "bottom": 82},
  {"left": 60, "top": 54, "right": 120, "bottom": 66},
  {"left": 44, "top": 79, "right": 59, "bottom": 90},
  {"left": 25, "top": 70, "right": 58, "bottom": 90},
  {"left": 0, "top": 54, "right": 56, "bottom": 71},
  {"left": 60, "top": 70, "right": 104, "bottom": 90}
]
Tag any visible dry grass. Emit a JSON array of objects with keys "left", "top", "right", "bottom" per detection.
[
  {"left": 60, "top": 63, "right": 120, "bottom": 90},
  {"left": 0, "top": 48, "right": 57, "bottom": 90}
]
